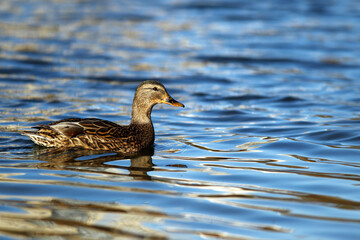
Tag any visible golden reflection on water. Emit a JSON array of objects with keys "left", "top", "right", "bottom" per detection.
[
  {"left": 0, "top": 147, "right": 169, "bottom": 239},
  {"left": 0, "top": 197, "right": 168, "bottom": 239}
]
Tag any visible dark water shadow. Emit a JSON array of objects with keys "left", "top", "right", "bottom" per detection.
[
  {"left": 28, "top": 146, "right": 155, "bottom": 181},
  {"left": 195, "top": 55, "right": 359, "bottom": 69}
]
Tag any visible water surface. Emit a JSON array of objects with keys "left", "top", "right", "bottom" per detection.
[{"left": 1, "top": 0, "right": 360, "bottom": 239}]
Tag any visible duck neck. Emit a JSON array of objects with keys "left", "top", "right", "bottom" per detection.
[
  {"left": 130, "top": 100, "right": 155, "bottom": 147},
  {"left": 130, "top": 99, "right": 154, "bottom": 126}
]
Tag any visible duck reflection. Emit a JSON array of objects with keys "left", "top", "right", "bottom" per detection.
[{"left": 28, "top": 145, "right": 155, "bottom": 181}]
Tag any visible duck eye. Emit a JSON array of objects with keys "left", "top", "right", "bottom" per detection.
[{"left": 152, "top": 87, "right": 158, "bottom": 91}]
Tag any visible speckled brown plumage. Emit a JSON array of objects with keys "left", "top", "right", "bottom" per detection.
[{"left": 22, "top": 80, "right": 184, "bottom": 153}]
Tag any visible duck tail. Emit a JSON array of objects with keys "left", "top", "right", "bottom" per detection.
[{"left": 21, "top": 131, "right": 56, "bottom": 147}]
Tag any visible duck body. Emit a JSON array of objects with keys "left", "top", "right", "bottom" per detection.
[
  {"left": 22, "top": 80, "right": 184, "bottom": 153},
  {"left": 24, "top": 118, "right": 154, "bottom": 152}
]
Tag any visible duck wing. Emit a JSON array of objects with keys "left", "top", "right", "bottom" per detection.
[
  {"left": 74, "top": 118, "right": 130, "bottom": 138},
  {"left": 23, "top": 118, "right": 129, "bottom": 142},
  {"left": 43, "top": 118, "right": 129, "bottom": 139},
  {"left": 23, "top": 118, "right": 146, "bottom": 151}
]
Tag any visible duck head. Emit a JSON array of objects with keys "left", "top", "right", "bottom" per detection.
[{"left": 131, "top": 80, "right": 184, "bottom": 124}]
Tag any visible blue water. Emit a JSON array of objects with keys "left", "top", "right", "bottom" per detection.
[{"left": 1, "top": 0, "right": 360, "bottom": 239}]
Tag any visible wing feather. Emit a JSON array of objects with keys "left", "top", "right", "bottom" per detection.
[
  {"left": 49, "top": 122, "right": 84, "bottom": 138},
  {"left": 23, "top": 118, "right": 142, "bottom": 151}
]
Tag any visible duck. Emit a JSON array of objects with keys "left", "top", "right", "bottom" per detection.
[{"left": 22, "top": 80, "right": 184, "bottom": 153}]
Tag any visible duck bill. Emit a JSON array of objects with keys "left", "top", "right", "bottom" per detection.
[{"left": 161, "top": 95, "right": 185, "bottom": 108}]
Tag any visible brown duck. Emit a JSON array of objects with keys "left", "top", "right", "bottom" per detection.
[{"left": 22, "top": 80, "right": 184, "bottom": 153}]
